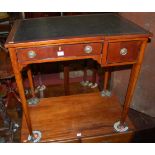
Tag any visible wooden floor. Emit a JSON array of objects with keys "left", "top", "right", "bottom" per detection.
[
  {"left": 21, "top": 83, "right": 135, "bottom": 143},
  {"left": 1, "top": 82, "right": 155, "bottom": 142}
]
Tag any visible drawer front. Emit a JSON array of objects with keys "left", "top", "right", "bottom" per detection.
[
  {"left": 107, "top": 41, "right": 142, "bottom": 63},
  {"left": 16, "top": 43, "right": 102, "bottom": 62}
]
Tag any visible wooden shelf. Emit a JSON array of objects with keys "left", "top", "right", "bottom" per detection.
[{"left": 21, "top": 92, "right": 134, "bottom": 142}]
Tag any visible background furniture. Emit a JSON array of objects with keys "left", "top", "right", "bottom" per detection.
[
  {"left": 0, "top": 12, "right": 22, "bottom": 117},
  {"left": 0, "top": 95, "right": 19, "bottom": 142}
]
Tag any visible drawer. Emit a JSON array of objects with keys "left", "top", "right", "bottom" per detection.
[
  {"left": 16, "top": 42, "right": 102, "bottom": 62},
  {"left": 107, "top": 41, "right": 142, "bottom": 63}
]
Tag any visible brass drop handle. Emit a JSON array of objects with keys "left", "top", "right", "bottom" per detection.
[
  {"left": 120, "top": 48, "right": 128, "bottom": 56},
  {"left": 28, "top": 50, "right": 37, "bottom": 58},
  {"left": 84, "top": 45, "right": 93, "bottom": 54}
]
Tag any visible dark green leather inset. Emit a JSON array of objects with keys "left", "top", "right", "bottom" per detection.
[{"left": 14, "top": 14, "right": 150, "bottom": 43}]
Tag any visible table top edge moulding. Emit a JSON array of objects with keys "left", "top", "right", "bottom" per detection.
[{"left": 5, "top": 14, "right": 152, "bottom": 48}]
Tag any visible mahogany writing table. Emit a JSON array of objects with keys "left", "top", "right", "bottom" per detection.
[{"left": 5, "top": 14, "right": 152, "bottom": 142}]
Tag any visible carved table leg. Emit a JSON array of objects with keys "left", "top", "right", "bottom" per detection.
[
  {"left": 14, "top": 72, "right": 34, "bottom": 140},
  {"left": 104, "top": 70, "right": 110, "bottom": 90},
  {"left": 9, "top": 48, "right": 41, "bottom": 142},
  {"left": 81, "top": 60, "right": 89, "bottom": 86},
  {"left": 27, "top": 67, "right": 39, "bottom": 105},
  {"left": 81, "top": 60, "right": 98, "bottom": 88},
  {"left": 27, "top": 67, "right": 35, "bottom": 97},
  {"left": 101, "top": 68, "right": 111, "bottom": 97},
  {"left": 90, "top": 61, "right": 98, "bottom": 88},
  {"left": 92, "top": 67, "right": 97, "bottom": 85},
  {"left": 114, "top": 40, "right": 148, "bottom": 132}
]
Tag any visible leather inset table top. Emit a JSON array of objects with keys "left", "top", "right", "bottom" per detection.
[{"left": 13, "top": 14, "right": 151, "bottom": 43}]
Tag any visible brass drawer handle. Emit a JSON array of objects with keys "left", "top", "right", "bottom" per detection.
[
  {"left": 84, "top": 45, "right": 93, "bottom": 54},
  {"left": 120, "top": 48, "right": 128, "bottom": 56},
  {"left": 27, "top": 50, "right": 37, "bottom": 58}
]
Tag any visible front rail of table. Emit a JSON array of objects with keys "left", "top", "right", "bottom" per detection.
[{"left": 5, "top": 14, "right": 152, "bottom": 142}]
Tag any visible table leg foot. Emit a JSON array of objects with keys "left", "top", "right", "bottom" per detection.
[
  {"left": 80, "top": 80, "right": 89, "bottom": 86},
  {"left": 80, "top": 81, "right": 98, "bottom": 88},
  {"left": 88, "top": 82, "right": 98, "bottom": 89},
  {"left": 35, "top": 85, "right": 46, "bottom": 93},
  {"left": 28, "top": 130, "right": 42, "bottom": 143},
  {"left": 101, "top": 90, "right": 111, "bottom": 97},
  {"left": 113, "top": 121, "right": 128, "bottom": 132},
  {"left": 27, "top": 97, "right": 40, "bottom": 105}
]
